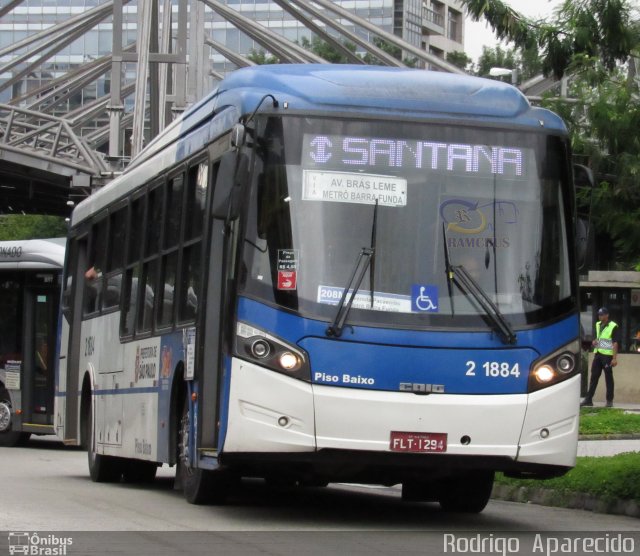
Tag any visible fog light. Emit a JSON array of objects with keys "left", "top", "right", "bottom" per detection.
[
  {"left": 540, "top": 428, "right": 550, "bottom": 438},
  {"left": 534, "top": 365, "right": 555, "bottom": 383},
  {"left": 279, "top": 352, "right": 299, "bottom": 371}
]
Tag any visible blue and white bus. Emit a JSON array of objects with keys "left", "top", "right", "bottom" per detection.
[
  {"left": 0, "top": 237, "right": 65, "bottom": 446},
  {"left": 56, "top": 65, "right": 581, "bottom": 512}
]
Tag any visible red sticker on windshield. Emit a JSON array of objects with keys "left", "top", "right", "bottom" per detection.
[{"left": 277, "top": 271, "right": 297, "bottom": 290}]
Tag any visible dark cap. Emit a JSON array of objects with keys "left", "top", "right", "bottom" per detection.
[{"left": 598, "top": 307, "right": 609, "bottom": 315}]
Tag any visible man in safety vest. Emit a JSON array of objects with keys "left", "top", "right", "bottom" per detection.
[{"left": 581, "top": 307, "right": 619, "bottom": 407}]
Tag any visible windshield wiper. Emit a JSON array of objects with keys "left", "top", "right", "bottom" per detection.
[
  {"left": 326, "top": 200, "right": 379, "bottom": 338},
  {"left": 442, "top": 225, "right": 516, "bottom": 345},
  {"left": 442, "top": 223, "right": 455, "bottom": 317},
  {"left": 326, "top": 247, "right": 374, "bottom": 338}
]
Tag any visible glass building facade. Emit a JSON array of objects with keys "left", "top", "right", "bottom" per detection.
[{"left": 0, "top": 0, "right": 465, "bottom": 139}]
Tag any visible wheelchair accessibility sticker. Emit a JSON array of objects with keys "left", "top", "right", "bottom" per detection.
[{"left": 411, "top": 285, "right": 438, "bottom": 312}]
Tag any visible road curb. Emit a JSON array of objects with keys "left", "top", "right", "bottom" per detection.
[
  {"left": 492, "top": 484, "right": 640, "bottom": 519},
  {"left": 579, "top": 433, "right": 640, "bottom": 440}
]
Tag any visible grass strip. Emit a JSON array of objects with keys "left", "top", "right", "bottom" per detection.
[
  {"left": 579, "top": 407, "right": 640, "bottom": 436},
  {"left": 495, "top": 452, "right": 640, "bottom": 501}
]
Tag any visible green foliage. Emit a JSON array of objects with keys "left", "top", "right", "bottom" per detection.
[
  {"left": 299, "top": 36, "right": 356, "bottom": 64},
  {"left": 246, "top": 49, "right": 279, "bottom": 65},
  {"left": 579, "top": 407, "right": 640, "bottom": 435},
  {"left": 474, "top": 44, "right": 542, "bottom": 82},
  {"left": 362, "top": 37, "right": 418, "bottom": 67},
  {"left": 0, "top": 215, "right": 67, "bottom": 240},
  {"left": 447, "top": 50, "right": 472, "bottom": 71},
  {"left": 496, "top": 452, "right": 640, "bottom": 502},
  {"left": 463, "top": 0, "right": 640, "bottom": 267},
  {"left": 476, "top": 45, "right": 517, "bottom": 77},
  {"left": 541, "top": 61, "right": 640, "bottom": 265},
  {"left": 460, "top": 0, "right": 638, "bottom": 79}
]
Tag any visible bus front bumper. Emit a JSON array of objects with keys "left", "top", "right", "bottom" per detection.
[{"left": 222, "top": 359, "right": 579, "bottom": 478}]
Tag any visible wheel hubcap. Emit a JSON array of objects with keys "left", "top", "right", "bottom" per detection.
[{"left": 0, "top": 401, "right": 12, "bottom": 433}]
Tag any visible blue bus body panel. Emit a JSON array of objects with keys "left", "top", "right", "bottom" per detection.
[{"left": 237, "top": 297, "right": 579, "bottom": 395}]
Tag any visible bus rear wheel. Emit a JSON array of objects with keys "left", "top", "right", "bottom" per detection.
[
  {"left": 436, "top": 470, "right": 494, "bottom": 513},
  {"left": 85, "top": 398, "right": 123, "bottom": 483},
  {"left": 0, "top": 389, "right": 30, "bottom": 447},
  {"left": 177, "top": 394, "right": 230, "bottom": 504}
]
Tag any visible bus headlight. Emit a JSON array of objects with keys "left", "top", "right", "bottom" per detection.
[
  {"left": 528, "top": 339, "right": 580, "bottom": 393},
  {"left": 278, "top": 352, "right": 300, "bottom": 371},
  {"left": 534, "top": 365, "right": 555, "bottom": 383},
  {"left": 236, "top": 322, "right": 310, "bottom": 381}
]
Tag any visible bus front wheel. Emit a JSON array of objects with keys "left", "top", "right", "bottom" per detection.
[
  {"left": 0, "top": 388, "right": 30, "bottom": 447},
  {"left": 177, "top": 394, "right": 229, "bottom": 505},
  {"left": 437, "top": 470, "right": 494, "bottom": 513}
]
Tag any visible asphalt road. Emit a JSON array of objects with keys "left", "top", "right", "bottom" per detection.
[{"left": 1, "top": 436, "right": 639, "bottom": 556}]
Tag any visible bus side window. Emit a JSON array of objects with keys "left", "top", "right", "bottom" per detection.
[
  {"left": 121, "top": 196, "right": 145, "bottom": 338},
  {"left": 103, "top": 207, "right": 127, "bottom": 309},
  {"left": 138, "top": 260, "right": 159, "bottom": 333},
  {"left": 84, "top": 219, "right": 107, "bottom": 316},
  {"left": 122, "top": 266, "right": 140, "bottom": 337},
  {"left": 178, "top": 161, "right": 209, "bottom": 323},
  {"left": 157, "top": 253, "right": 177, "bottom": 328}
]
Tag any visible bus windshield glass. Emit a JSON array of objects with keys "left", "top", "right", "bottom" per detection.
[{"left": 241, "top": 115, "right": 574, "bottom": 328}]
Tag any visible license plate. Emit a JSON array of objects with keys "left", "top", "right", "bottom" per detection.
[{"left": 390, "top": 431, "right": 447, "bottom": 453}]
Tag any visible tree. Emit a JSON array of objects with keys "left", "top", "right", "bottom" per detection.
[
  {"left": 542, "top": 62, "right": 640, "bottom": 268},
  {"left": 447, "top": 50, "right": 472, "bottom": 71},
  {"left": 461, "top": 0, "right": 640, "bottom": 268},
  {"left": 362, "top": 37, "right": 418, "bottom": 67},
  {"left": 474, "top": 44, "right": 542, "bottom": 82},
  {"left": 246, "top": 49, "right": 279, "bottom": 65},
  {"left": 0, "top": 215, "right": 68, "bottom": 241},
  {"left": 299, "top": 36, "right": 357, "bottom": 64},
  {"left": 460, "top": 0, "right": 637, "bottom": 79},
  {"left": 475, "top": 45, "right": 517, "bottom": 78}
]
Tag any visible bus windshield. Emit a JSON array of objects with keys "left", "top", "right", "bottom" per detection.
[{"left": 241, "top": 115, "right": 574, "bottom": 329}]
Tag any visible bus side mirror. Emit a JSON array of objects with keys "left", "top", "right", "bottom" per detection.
[
  {"left": 574, "top": 164, "right": 595, "bottom": 191},
  {"left": 211, "top": 151, "right": 249, "bottom": 220},
  {"left": 573, "top": 164, "right": 595, "bottom": 270},
  {"left": 576, "top": 217, "right": 589, "bottom": 270}
]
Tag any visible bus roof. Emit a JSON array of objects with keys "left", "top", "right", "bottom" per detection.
[
  {"left": 137, "top": 65, "right": 565, "bottom": 164},
  {"left": 74, "top": 65, "right": 568, "bottom": 225},
  {"left": 0, "top": 237, "right": 65, "bottom": 270}
]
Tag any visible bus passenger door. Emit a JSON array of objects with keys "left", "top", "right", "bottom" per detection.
[
  {"left": 22, "top": 281, "right": 59, "bottom": 430},
  {"left": 61, "top": 237, "right": 88, "bottom": 444},
  {"left": 198, "top": 149, "right": 240, "bottom": 453}
]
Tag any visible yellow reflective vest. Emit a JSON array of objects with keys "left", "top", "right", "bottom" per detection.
[{"left": 595, "top": 320, "right": 617, "bottom": 355}]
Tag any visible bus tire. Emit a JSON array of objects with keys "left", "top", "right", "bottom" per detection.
[
  {"left": 437, "top": 470, "right": 494, "bottom": 513},
  {"left": 122, "top": 461, "right": 158, "bottom": 483},
  {"left": 85, "top": 397, "right": 123, "bottom": 483},
  {"left": 177, "top": 394, "right": 229, "bottom": 505},
  {"left": 0, "top": 388, "right": 30, "bottom": 447}
]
